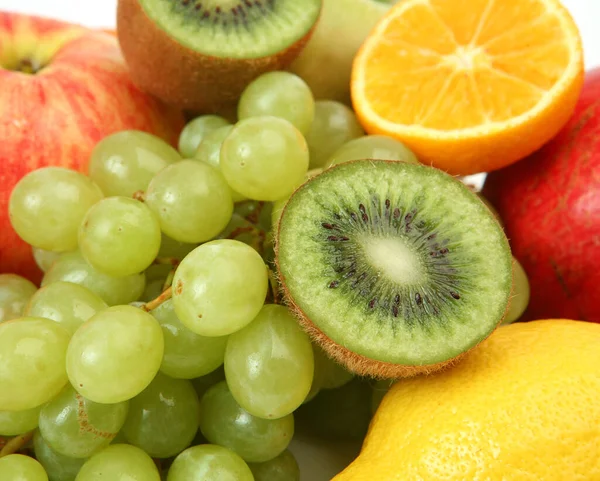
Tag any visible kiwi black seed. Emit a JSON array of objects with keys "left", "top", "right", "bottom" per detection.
[
  {"left": 275, "top": 160, "right": 513, "bottom": 379},
  {"left": 117, "top": 0, "right": 322, "bottom": 112}
]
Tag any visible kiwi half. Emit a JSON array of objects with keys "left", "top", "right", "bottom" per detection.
[
  {"left": 275, "top": 160, "right": 512, "bottom": 379},
  {"left": 117, "top": 0, "right": 321, "bottom": 112}
]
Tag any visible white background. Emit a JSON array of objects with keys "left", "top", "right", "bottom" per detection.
[
  {"left": 0, "top": 0, "right": 598, "bottom": 479},
  {"left": 0, "top": 0, "right": 598, "bottom": 69}
]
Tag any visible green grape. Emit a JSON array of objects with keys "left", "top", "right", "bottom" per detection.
[
  {"left": 220, "top": 116, "right": 309, "bottom": 202},
  {"left": 146, "top": 160, "right": 234, "bottom": 243},
  {"left": 234, "top": 201, "right": 273, "bottom": 233},
  {"left": 191, "top": 367, "right": 225, "bottom": 400},
  {"left": 248, "top": 450, "right": 300, "bottom": 481},
  {"left": 313, "top": 345, "right": 354, "bottom": 390},
  {"left": 217, "top": 214, "right": 264, "bottom": 254},
  {"left": 199, "top": 381, "right": 294, "bottom": 463},
  {"left": 66, "top": 305, "right": 164, "bottom": 404},
  {"left": 25, "top": 282, "right": 108, "bottom": 336},
  {"left": 157, "top": 234, "right": 197, "bottom": 260},
  {"left": 194, "top": 125, "right": 246, "bottom": 203},
  {"left": 178, "top": 115, "right": 231, "bottom": 158},
  {"left": 141, "top": 278, "right": 166, "bottom": 303},
  {"left": 325, "top": 135, "right": 419, "bottom": 167},
  {"left": 0, "top": 454, "right": 48, "bottom": 481},
  {"left": 172, "top": 240, "right": 268, "bottom": 337},
  {"left": 109, "top": 429, "right": 128, "bottom": 445},
  {"left": 122, "top": 372, "right": 200, "bottom": 458},
  {"left": 79, "top": 197, "right": 161, "bottom": 278},
  {"left": 33, "top": 247, "right": 63, "bottom": 272},
  {"left": 151, "top": 300, "right": 228, "bottom": 379},
  {"left": 167, "top": 445, "right": 254, "bottom": 481},
  {"left": 225, "top": 304, "right": 314, "bottom": 419},
  {"left": 88, "top": 130, "right": 181, "bottom": 197},
  {"left": 0, "top": 274, "right": 37, "bottom": 323},
  {"left": 271, "top": 198, "right": 288, "bottom": 231},
  {"left": 0, "top": 405, "right": 42, "bottom": 436},
  {"left": 38, "top": 385, "right": 129, "bottom": 459},
  {"left": 75, "top": 444, "right": 160, "bottom": 481},
  {"left": 371, "top": 379, "right": 395, "bottom": 414},
  {"left": 9, "top": 167, "right": 103, "bottom": 252},
  {"left": 42, "top": 251, "right": 145, "bottom": 306},
  {"left": 305, "top": 100, "right": 364, "bottom": 169},
  {"left": 238, "top": 71, "right": 315, "bottom": 134},
  {"left": 0, "top": 317, "right": 70, "bottom": 411},
  {"left": 295, "top": 378, "right": 373, "bottom": 442},
  {"left": 504, "top": 257, "right": 531, "bottom": 324},
  {"left": 33, "top": 430, "right": 87, "bottom": 481}
]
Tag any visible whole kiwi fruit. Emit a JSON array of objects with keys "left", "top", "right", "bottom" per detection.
[
  {"left": 117, "top": 0, "right": 322, "bottom": 113},
  {"left": 275, "top": 159, "right": 513, "bottom": 379}
]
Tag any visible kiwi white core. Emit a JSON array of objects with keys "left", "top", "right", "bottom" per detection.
[{"left": 362, "top": 236, "right": 424, "bottom": 285}]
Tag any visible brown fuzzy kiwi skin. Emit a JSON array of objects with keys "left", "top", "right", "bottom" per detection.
[
  {"left": 117, "top": 0, "right": 319, "bottom": 113},
  {"left": 273, "top": 159, "right": 511, "bottom": 380}
]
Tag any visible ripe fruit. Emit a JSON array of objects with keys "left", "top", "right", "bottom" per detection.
[
  {"left": 276, "top": 160, "right": 512, "bottom": 378},
  {"left": 333, "top": 320, "right": 600, "bottom": 480},
  {"left": 483, "top": 67, "right": 600, "bottom": 323},
  {"left": 289, "top": 0, "right": 397, "bottom": 103},
  {"left": 351, "top": 0, "right": 584, "bottom": 175},
  {"left": 117, "top": 0, "right": 322, "bottom": 112},
  {"left": 0, "top": 12, "right": 184, "bottom": 283}
]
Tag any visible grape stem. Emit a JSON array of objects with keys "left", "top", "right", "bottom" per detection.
[
  {"left": 153, "top": 257, "right": 181, "bottom": 267},
  {"left": 243, "top": 201, "right": 265, "bottom": 225},
  {"left": 142, "top": 286, "right": 172, "bottom": 312},
  {"left": 133, "top": 190, "right": 146, "bottom": 202},
  {"left": 0, "top": 431, "right": 34, "bottom": 458},
  {"left": 227, "top": 225, "right": 266, "bottom": 255}
]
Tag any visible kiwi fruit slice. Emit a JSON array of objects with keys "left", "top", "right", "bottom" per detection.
[
  {"left": 275, "top": 160, "right": 512, "bottom": 379},
  {"left": 117, "top": 0, "right": 322, "bottom": 112}
]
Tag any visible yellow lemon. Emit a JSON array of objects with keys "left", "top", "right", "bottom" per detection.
[{"left": 333, "top": 320, "right": 600, "bottom": 481}]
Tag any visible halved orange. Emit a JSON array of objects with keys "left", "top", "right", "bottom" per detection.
[{"left": 351, "top": 0, "right": 584, "bottom": 175}]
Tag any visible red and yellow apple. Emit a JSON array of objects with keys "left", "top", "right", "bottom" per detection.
[
  {"left": 483, "top": 67, "right": 600, "bottom": 323},
  {"left": 0, "top": 12, "right": 185, "bottom": 283}
]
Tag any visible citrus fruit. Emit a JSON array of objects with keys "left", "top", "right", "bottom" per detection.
[
  {"left": 351, "top": 0, "right": 584, "bottom": 175},
  {"left": 333, "top": 319, "right": 600, "bottom": 480}
]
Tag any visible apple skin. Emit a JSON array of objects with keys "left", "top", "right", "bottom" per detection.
[
  {"left": 289, "top": 0, "right": 394, "bottom": 104},
  {"left": 0, "top": 12, "right": 185, "bottom": 283},
  {"left": 482, "top": 67, "right": 600, "bottom": 323}
]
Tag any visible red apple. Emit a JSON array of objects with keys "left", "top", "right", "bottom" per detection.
[
  {"left": 0, "top": 12, "right": 185, "bottom": 283},
  {"left": 483, "top": 67, "right": 600, "bottom": 323}
]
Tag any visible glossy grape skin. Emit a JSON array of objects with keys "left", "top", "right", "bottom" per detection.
[
  {"left": 42, "top": 251, "right": 145, "bottom": 306},
  {"left": 66, "top": 305, "right": 164, "bottom": 404},
  {"left": 25, "top": 282, "right": 108, "bottom": 336},
  {"left": 33, "top": 247, "right": 63, "bottom": 272},
  {"left": 157, "top": 233, "right": 198, "bottom": 260},
  {"left": 9, "top": 167, "right": 103, "bottom": 252},
  {"left": 225, "top": 305, "right": 314, "bottom": 419},
  {"left": 504, "top": 257, "right": 531, "bottom": 324},
  {"left": 220, "top": 116, "right": 309, "bottom": 202},
  {"left": 325, "top": 135, "right": 419, "bottom": 167},
  {"left": 199, "top": 381, "right": 294, "bottom": 463},
  {"left": 75, "top": 444, "right": 160, "bottom": 481},
  {"left": 39, "top": 385, "right": 129, "bottom": 459},
  {"left": 172, "top": 240, "right": 268, "bottom": 337},
  {"left": 0, "top": 274, "right": 37, "bottom": 323},
  {"left": 146, "top": 160, "right": 234, "bottom": 244},
  {"left": 305, "top": 100, "right": 364, "bottom": 169},
  {"left": 151, "top": 300, "right": 228, "bottom": 379},
  {"left": 167, "top": 445, "right": 254, "bottom": 481},
  {"left": 0, "top": 317, "right": 70, "bottom": 411},
  {"left": 248, "top": 450, "right": 300, "bottom": 481},
  {"left": 33, "top": 430, "right": 87, "bottom": 481},
  {"left": 88, "top": 130, "right": 181, "bottom": 197},
  {"left": 0, "top": 454, "right": 48, "bottom": 481},
  {"left": 238, "top": 71, "right": 315, "bottom": 134},
  {"left": 122, "top": 372, "right": 200, "bottom": 458},
  {"left": 178, "top": 115, "right": 231, "bottom": 158},
  {"left": 79, "top": 197, "right": 161, "bottom": 278},
  {"left": 0, "top": 404, "right": 42, "bottom": 436}
]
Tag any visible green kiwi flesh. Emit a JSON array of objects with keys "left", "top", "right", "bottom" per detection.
[
  {"left": 138, "top": 0, "right": 321, "bottom": 58},
  {"left": 275, "top": 160, "right": 512, "bottom": 378}
]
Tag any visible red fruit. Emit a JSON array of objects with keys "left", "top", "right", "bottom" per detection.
[
  {"left": 0, "top": 12, "right": 185, "bottom": 284},
  {"left": 483, "top": 67, "right": 600, "bottom": 323}
]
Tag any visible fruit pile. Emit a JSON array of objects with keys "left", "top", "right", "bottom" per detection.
[{"left": 0, "top": 0, "right": 599, "bottom": 479}]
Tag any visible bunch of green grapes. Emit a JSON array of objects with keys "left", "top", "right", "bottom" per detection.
[{"left": 0, "top": 70, "right": 516, "bottom": 481}]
